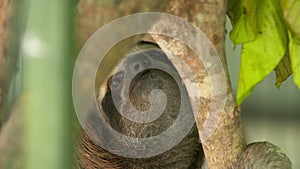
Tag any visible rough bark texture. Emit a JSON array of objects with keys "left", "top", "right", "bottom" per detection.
[
  {"left": 0, "top": 1, "right": 25, "bottom": 168},
  {"left": 0, "top": 95, "right": 25, "bottom": 169},
  {"left": 148, "top": 1, "right": 245, "bottom": 168},
  {"left": 0, "top": 0, "right": 14, "bottom": 123},
  {"left": 76, "top": 0, "right": 245, "bottom": 168},
  {"left": 0, "top": 0, "right": 25, "bottom": 127},
  {"left": 76, "top": 0, "right": 167, "bottom": 48}
]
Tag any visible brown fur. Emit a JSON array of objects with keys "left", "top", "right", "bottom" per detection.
[
  {"left": 77, "top": 47, "right": 204, "bottom": 169},
  {"left": 232, "top": 142, "right": 292, "bottom": 169}
]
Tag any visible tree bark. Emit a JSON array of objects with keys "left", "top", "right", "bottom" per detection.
[
  {"left": 0, "top": 0, "right": 26, "bottom": 127},
  {"left": 0, "top": 0, "right": 14, "bottom": 124},
  {"left": 77, "top": 0, "right": 246, "bottom": 168},
  {"left": 149, "top": 1, "right": 246, "bottom": 168},
  {"left": 76, "top": 0, "right": 167, "bottom": 48},
  {"left": 0, "top": 95, "right": 26, "bottom": 169}
]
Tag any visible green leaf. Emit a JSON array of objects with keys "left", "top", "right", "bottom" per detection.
[
  {"left": 289, "top": 31, "right": 300, "bottom": 89},
  {"left": 229, "top": 0, "right": 259, "bottom": 44},
  {"left": 281, "top": 0, "right": 300, "bottom": 38},
  {"left": 274, "top": 52, "right": 292, "bottom": 89},
  {"left": 228, "top": 0, "right": 243, "bottom": 23},
  {"left": 237, "top": 0, "right": 288, "bottom": 105},
  {"left": 281, "top": 0, "right": 300, "bottom": 89}
]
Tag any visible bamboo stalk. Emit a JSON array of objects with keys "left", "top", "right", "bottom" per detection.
[{"left": 23, "top": 0, "right": 73, "bottom": 169}]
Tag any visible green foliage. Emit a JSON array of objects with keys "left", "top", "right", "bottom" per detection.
[
  {"left": 281, "top": 0, "right": 300, "bottom": 38},
  {"left": 228, "top": 0, "right": 300, "bottom": 105},
  {"left": 228, "top": 0, "right": 258, "bottom": 43},
  {"left": 274, "top": 53, "right": 292, "bottom": 89},
  {"left": 288, "top": 31, "right": 300, "bottom": 88},
  {"left": 281, "top": 0, "right": 300, "bottom": 90}
]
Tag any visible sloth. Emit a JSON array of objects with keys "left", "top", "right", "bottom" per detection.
[
  {"left": 77, "top": 42, "right": 204, "bottom": 169},
  {"left": 76, "top": 42, "right": 291, "bottom": 169}
]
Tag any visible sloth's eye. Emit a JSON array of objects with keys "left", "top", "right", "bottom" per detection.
[{"left": 109, "top": 71, "right": 124, "bottom": 90}]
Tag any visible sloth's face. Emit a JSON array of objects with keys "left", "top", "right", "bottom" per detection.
[
  {"left": 107, "top": 48, "right": 175, "bottom": 117},
  {"left": 108, "top": 48, "right": 172, "bottom": 94},
  {"left": 99, "top": 46, "right": 197, "bottom": 140}
]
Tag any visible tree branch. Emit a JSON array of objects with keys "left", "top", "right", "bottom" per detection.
[{"left": 149, "top": 0, "right": 246, "bottom": 168}]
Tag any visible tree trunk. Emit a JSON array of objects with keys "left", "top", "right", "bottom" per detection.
[
  {"left": 0, "top": 0, "right": 27, "bottom": 127},
  {"left": 77, "top": 0, "right": 246, "bottom": 168},
  {"left": 149, "top": 1, "right": 246, "bottom": 168},
  {"left": 0, "top": 0, "right": 13, "bottom": 124}
]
